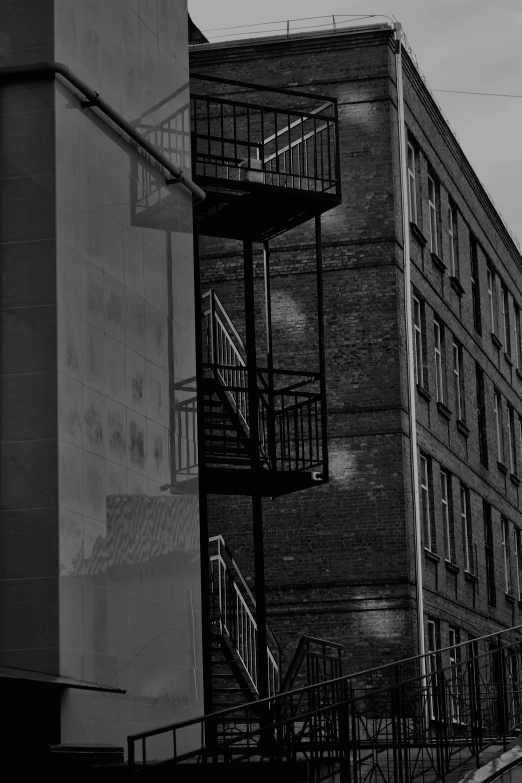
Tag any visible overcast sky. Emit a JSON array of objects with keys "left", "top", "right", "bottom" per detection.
[{"left": 189, "top": 0, "right": 522, "bottom": 247}]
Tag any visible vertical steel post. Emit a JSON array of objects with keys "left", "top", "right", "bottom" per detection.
[
  {"left": 193, "top": 230, "right": 214, "bottom": 719},
  {"left": 244, "top": 239, "right": 270, "bottom": 703},
  {"left": 264, "top": 241, "right": 277, "bottom": 471},
  {"left": 315, "top": 215, "right": 329, "bottom": 480}
]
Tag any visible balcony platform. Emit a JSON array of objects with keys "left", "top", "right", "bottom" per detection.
[
  {"left": 193, "top": 176, "right": 341, "bottom": 242},
  {"left": 204, "top": 466, "right": 326, "bottom": 497}
]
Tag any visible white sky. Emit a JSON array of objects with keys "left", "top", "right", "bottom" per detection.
[{"left": 189, "top": 0, "right": 522, "bottom": 248}]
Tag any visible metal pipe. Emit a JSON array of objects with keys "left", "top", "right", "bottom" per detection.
[
  {"left": 394, "top": 23, "right": 426, "bottom": 669},
  {"left": 193, "top": 230, "right": 214, "bottom": 718},
  {"left": 243, "top": 240, "right": 270, "bottom": 702},
  {"left": 315, "top": 216, "right": 329, "bottom": 481},
  {"left": 0, "top": 62, "right": 206, "bottom": 203}
]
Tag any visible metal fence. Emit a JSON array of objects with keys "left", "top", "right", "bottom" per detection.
[{"left": 128, "top": 624, "right": 522, "bottom": 780}]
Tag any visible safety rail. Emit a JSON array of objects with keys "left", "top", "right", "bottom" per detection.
[
  {"left": 191, "top": 74, "right": 340, "bottom": 195},
  {"left": 202, "top": 290, "right": 325, "bottom": 475},
  {"left": 210, "top": 535, "right": 280, "bottom": 697},
  {"left": 280, "top": 636, "right": 344, "bottom": 693},
  {"left": 128, "top": 624, "right": 522, "bottom": 779}
]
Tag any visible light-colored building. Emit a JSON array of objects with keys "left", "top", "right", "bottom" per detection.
[{"left": 0, "top": 0, "right": 202, "bottom": 762}]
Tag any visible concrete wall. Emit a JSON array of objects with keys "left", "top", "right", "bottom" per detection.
[{"left": 0, "top": 0, "right": 202, "bottom": 756}]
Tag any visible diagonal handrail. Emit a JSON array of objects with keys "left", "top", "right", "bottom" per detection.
[
  {"left": 128, "top": 623, "right": 522, "bottom": 777},
  {"left": 210, "top": 535, "right": 280, "bottom": 698}
]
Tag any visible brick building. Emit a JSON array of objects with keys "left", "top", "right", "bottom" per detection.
[{"left": 190, "top": 23, "right": 522, "bottom": 674}]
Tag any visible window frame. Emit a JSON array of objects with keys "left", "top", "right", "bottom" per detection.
[
  {"left": 515, "top": 528, "right": 522, "bottom": 601},
  {"left": 470, "top": 238, "right": 482, "bottom": 335},
  {"left": 494, "top": 390, "right": 504, "bottom": 465},
  {"left": 448, "top": 202, "right": 458, "bottom": 277},
  {"left": 508, "top": 404, "right": 517, "bottom": 475},
  {"left": 420, "top": 453, "right": 435, "bottom": 552},
  {"left": 441, "top": 469, "right": 455, "bottom": 563},
  {"left": 427, "top": 173, "right": 439, "bottom": 256},
  {"left": 413, "top": 294, "right": 426, "bottom": 388},
  {"left": 407, "top": 141, "right": 418, "bottom": 225},
  {"left": 502, "top": 284, "right": 511, "bottom": 355},
  {"left": 460, "top": 483, "right": 474, "bottom": 574},
  {"left": 487, "top": 266, "right": 499, "bottom": 337},
  {"left": 502, "top": 517, "right": 513, "bottom": 595},
  {"left": 434, "top": 319, "right": 445, "bottom": 404},
  {"left": 514, "top": 303, "right": 522, "bottom": 371},
  {"left": 448, "top": 626, "right": 461, "bottom": 724},
  {"left": 484, "top": 501, "right": 496, "bottom": 607},
  {"left": 453, "top": 341, "right": 465, "bottom": 422},
  {"left": 476, "top": 364, "right": 488, "bottom": 468}
]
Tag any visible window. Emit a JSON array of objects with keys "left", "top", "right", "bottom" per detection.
[
  {"left": 502, "top": 518, "right": 513, "bottom": 595},
  {"left": 508, "top": 404, "right": 517, "bottom": 475},
  {"left": 453, "top": 341, "right": 465, "bottom": 422},
  {"left": 427, "top": 620, "right": 439, "bottom": 720},
  {"left": 514, "top": 304, "right": 522, "bottom": 370},
  {"left": 519, "top": 417, "right": 522, "bottom": 476},
  {"left": 484, "top": 501, "right": 496, "bottom": 606},
  {"left": 448, "top": 203, "right": 458, "bottom": 277},
  {"left": 434, "top": 319, "right": 445, "bottom": 404},
  {"left": 502, "top": 284, "right": 511, "bottom": 354},
  {"left": 448, "top": 627, "right": 461, "bottom": 724},
  {"left": 487, "top": 265, "right": 500, "bottom": 337},
  {"left": 476, "top": 364, "right": 488, "bottom": 468},
  {"left": 427, "top": 174, "right": 439, "bottom": 255},
  {"left": 513, "top": 527, "right": 522, "bottom": 601},
  {"left": 494, "top": 390, "right": 504, "bottom": 464},
  {"left": 407, "top": 141, "right": 418, "bottom": 224},
  {"left": 470, "top": 238, "right": 482, "bottom": 335},
  {"left": 460, "top": 483, "right": 474, "bottom": 573},
  {"left": 441, "top": 469, "right": 455, "bottom": 563},
  {"left": 420, "top": 454, "right": 435, "bottom": 551},
  {"left": 413, "top": 295, "right": 426, "bottom": 387}
]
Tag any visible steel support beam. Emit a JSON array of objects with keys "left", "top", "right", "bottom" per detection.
[{"left": 243, "top": 239, "right": 270, "bottom": 703}]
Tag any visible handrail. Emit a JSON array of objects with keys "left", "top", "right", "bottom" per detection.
[
  {"left": 128, "top": 622, "right": 522, "bottom": 776},
  {"left": 202, "top": 290, "right": 246, "bottom": 356},
  {"left": 191, "top": 70, "right": 338, "bottom": 104},
  {"left": 280, "top": 635, "right": 344, "bottom": 692},
  {"left": 209, "top": 535, "right": 280, "bottom": 695},
  {"left": 262, "top": 102, "right": 332, "bottom": 145},
  {"left": 0, "top": 62, "right": 205, "bottom": 203}
]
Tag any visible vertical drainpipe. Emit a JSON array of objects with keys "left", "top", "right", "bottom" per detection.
[{"left": 394, "top": 22, "right": 426, "bottom": 669}]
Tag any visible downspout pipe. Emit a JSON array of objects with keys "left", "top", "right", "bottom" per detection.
[
  {"left": 0, "top": 62, "right": 206, "bottom": 204},
  {"left": 394, "top": 23, "right": 426, "bottom": 670}
]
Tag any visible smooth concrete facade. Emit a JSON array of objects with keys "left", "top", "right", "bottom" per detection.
[{"left": 0, "top": 0, "right": 202, "bottom": 754}]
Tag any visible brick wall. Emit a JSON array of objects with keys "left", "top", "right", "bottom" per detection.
[{"left": 191, "top": 26, "right": 522, "bottom": 676}]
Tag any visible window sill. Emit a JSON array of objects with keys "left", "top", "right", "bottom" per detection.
[
  {"left": 417, "top": 384, "right": 432, "bottom": 402},
  {"left": 450, "top": 276, "right": 465, "bottom": 297},
  {"left": 510, "top": 473, "right": 520, "bottom": 487},
  {"left": 491, "top": 333, "right": 502, "bottom": 350},
  {"left": 437, "top": 401, "right": 452, "bottom": 420},
  {"left": 505, "top": 352, "right": 513, "bottom": 367},
  {"left": 431, "top": 252, "right": 447, "bottom": 274},
  {"left": 464, "top": 571, "right": 478, "bottom": 584},
  {"left": 497, "top": 461, "right": 508, "bottom": 475},
  {"left": 445, "top": 560, "right": 460, "bottom": 574},
  {"left": 505, "top": 593, "right": 516, "bottom": 605},
  {"left": 410, "top": 222, "right": 428, "bottom": 248},
  {"left": 425, "top": 548, "right": 441, "bottom": 564},
  {"left": 456, "top": 420, "right": 470, "bottom": 437}
]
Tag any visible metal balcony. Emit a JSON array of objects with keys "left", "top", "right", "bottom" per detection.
[
  {"left": 191, "top": 73, "right": 342, "bottom": 241},
  {"left": 200, "top": 290, "right": 327, "bottom": 496}
]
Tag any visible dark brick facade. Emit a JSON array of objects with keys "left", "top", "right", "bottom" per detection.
[{"left": 191, "top": 25, "right": 522, "bottom": 675}]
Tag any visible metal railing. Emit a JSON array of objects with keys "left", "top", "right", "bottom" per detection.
[
  {"left": 202, "top": 290, "right": 325, "bottom": 475},
  {"left": 210, "top": 535, "right": 280, "bottom": 697},
  {"left": 280, "top": 636, "right": 344, "bottom": 693},
  {"left": 128, "top": 624, "right": 522, "bottom": 778},
  {"left": 191, "top": 75, "right": 340, "bottom": 195}
]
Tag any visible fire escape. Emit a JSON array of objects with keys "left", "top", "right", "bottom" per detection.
[{"left": 190, "top": 73, "right": 342, "bottom": 708}]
